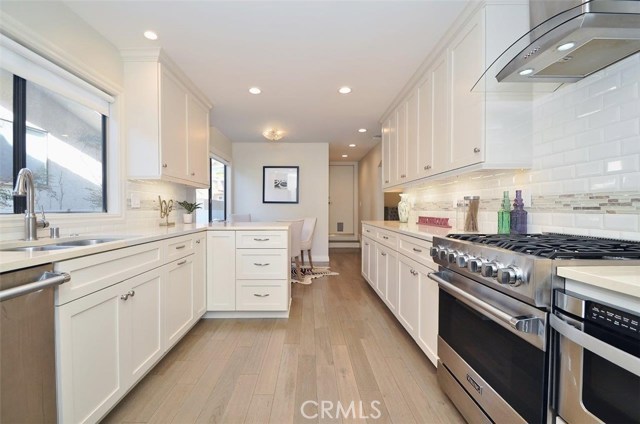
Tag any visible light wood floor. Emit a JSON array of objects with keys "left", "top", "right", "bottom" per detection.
[{"left": 103, "top": 249, "right": 464, "bottom": 424}]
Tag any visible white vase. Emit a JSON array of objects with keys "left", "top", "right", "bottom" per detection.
[
  {"left": 183, "top": 213, "right": 193, "bottom": 224},
  {"left": 398, "top": 193, "right": 410, "bottom": 223}
]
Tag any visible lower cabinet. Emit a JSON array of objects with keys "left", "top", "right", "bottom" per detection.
[
  {"left": 360, "top": 225, "right": 439, "bottom": 367},
  {"left": 57, "top": 267, "right": 163, "bottom": 424},
  {"left": 163, "top": 256, "right": 194, "bottom": 349},
  {"left": 206, "top": 231, "right": 236, "bottom": 311},
  {"left": 192, "top": 234, "right": 206, "bottom": 318}
]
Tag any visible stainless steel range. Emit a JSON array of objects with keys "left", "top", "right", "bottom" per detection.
[{"left": 427, "top": 233, "right": 640, "bottom": 424}]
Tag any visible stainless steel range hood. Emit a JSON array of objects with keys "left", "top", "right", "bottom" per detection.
[{"left": 496, "top": 0, "right": 640, "bottom": 83}]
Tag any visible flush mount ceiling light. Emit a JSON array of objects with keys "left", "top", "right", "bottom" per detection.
[
  {"left": 144, "top": 30, "right": 158, "bottom": 40},
  {"left": 349, "top": 144, "right": 356, "bottom": 147},
  {"left": 557, "top": 42, "right": 576, "bottom": 52},
  {"left": 358, "top": 128, "right": 367, "bottom": 133},
  {"left": 338, "top": 86, "right": 352, "bottom": 94},
  {"left": 342, "top": 154, "right": 348, "bottom": 158},
  {"left": 519, "top": 68, "right": 534, "bottom": 76},
  {"left": 249, "top": 87, "right": 261, "bottom": 95},
  {"left": 262, "top": 129, "right": 285, "bottom": 141}
]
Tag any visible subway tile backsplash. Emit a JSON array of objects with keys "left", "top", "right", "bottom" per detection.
[{"left": 407, "top": 53, "right": 640, "bottom": 241}]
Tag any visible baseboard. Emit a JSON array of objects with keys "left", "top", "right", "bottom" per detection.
[
  {"left": 329, "top": 241, "right": 361, "bottom": 248},
  {"left": 204, "top": 310, "right": 290, "bottom": 319}
]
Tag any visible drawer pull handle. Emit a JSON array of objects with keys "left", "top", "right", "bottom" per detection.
[
  {"left": 254, "top": 293, "right": 270, "bottom": 297},
  {"left": 365, "top": 243, "right": 369, "bottom": 246},
  {"left": 254, "top": 263, "right": 270, "bottom": 267},
  {"left": 175, "top": 245, "right": 186, "bottom": 250},
  {"left": 177, "top": 260, "right": 187, "bottom": 266},
  {"left": 381, "top": 252, "right": 387, "bottom": 257},
  {"left": 254, "top": 238, "right": 270, "bottom": 241},
  {"left": 413, "top": 248, "right": 422, "bottom": 253},
  {"left": 382, "top": 236, "right": 389, "bottom": 240}
]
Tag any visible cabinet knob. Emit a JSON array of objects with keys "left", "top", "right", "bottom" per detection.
[
  {"left": 128, "top": 290, "right": 135, "bottom": 298},
  {"left": 162, "top": 163, "right": 168, "bottom": 168},
  {"left": 191, "top": 172, "right": 195, "bottom": 176},
  {"left": 120, "top": 293, "right": 129, "bottom": 301},
  {"left": 424, "top": 165, "right": 432, "bottom": 170},
  {"left": 473, "top": 147, "right": 481, "bottom": 153},
  {"left": 385, "top": 180, "right": 389, "bottom": 184}
]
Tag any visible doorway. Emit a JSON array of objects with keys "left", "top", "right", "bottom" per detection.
[{"left": 329, "top": 163, "right": 359, "bottom": 246}]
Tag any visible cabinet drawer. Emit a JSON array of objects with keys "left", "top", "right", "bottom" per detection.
[
  {"left": 362, "top": 224, "right": 375, "bottom": 238},
  {"left": 236, "top": 231, "right": 288, "bottom": 249},
  {"left": 236, "top": 249, "right": 288, "bottom": 280},
  {"left": 55, "top": 242, "right": 163, "bottom": 306},
  {"left": 376, "top": 228, "right": 398, "bottom": 250},
  {"left": 236, "top": 282, "right": 288, "bottom": 311},
  {"left": 165, "top": 234, "right": 196, "bottom": 261},
  {"left": 398, "top": 234, "right": 436, "bottom": 269}
]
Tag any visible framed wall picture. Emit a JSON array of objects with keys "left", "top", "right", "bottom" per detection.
[{"left": 262, "top": 166, "right": 299, "bottom": 204}]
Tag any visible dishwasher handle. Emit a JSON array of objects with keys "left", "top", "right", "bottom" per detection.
[{"left": 0, "top": 271, "right": 70, "bottom": 301}]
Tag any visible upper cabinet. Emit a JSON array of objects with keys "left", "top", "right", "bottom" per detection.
[
  {"left": 123, "top": 49, "right": 212, "bottom": 188},
  {"left": 382, "top": 1, "right": 532, "bottom": 189}
]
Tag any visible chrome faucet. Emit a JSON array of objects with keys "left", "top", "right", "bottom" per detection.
[{"left": 13, "top": 168, "right": 49, "bottom": 241}]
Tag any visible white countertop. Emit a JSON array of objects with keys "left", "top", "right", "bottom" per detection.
[
  {"left": 362, "top": 220, "right": 453, "bottom": 242},
  {"left": 0, "top": 222, "right": 290, "bottom": 273},
  {"left": 558, "top": 266, "right": 640, "bottom": 299}
]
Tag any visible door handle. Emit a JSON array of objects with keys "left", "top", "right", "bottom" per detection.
[
  {"left": 253, "top": 293, "right": 270, "bottom": 297},
  {"left": 0, "top": 272, "right": 70, "bottom": 301},
  {"left": 253, "top": 263, "right": 270, "bottom": 267}
]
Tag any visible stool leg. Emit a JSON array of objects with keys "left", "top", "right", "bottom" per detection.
[
  {"left": 295, "top": 256, "right": 303, "bottom": 281},
  {"left": 300, "top": 250, "right": 305, "bottom": 266},
  {"left": 308, "top": 250, "right": 314, "bottom": 270}
]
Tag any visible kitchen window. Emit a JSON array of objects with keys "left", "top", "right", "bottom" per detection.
[
  {"left": 0, "top": 36, "right": 113, "bottom": 215},
  {"left": 195, "top": 157, "right": 228, "bottom": 222}
]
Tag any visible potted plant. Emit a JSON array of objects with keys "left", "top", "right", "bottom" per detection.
[{"left": 176, "top": 200, "right": 201, "bottom": 224}]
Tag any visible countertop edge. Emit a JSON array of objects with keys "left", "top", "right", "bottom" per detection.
[
  {"left": 362, "top": 220, "right": 452, "bottom": 242},
  {"left": 557, "top": 266, "right": 640, "bottom": 299}
]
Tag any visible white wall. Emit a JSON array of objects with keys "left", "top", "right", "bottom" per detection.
[
  {"left": 358, "top": 142, "right": 384, "bottom": 229},
  {"left": 210, "top": 126, "right": 232, "bottom": 163},
  {"left": 404, "top": 53, "right": 640, "bottom": 241},
  {"left": 232, "top": 142, "right": 329, "bottom": 262}
]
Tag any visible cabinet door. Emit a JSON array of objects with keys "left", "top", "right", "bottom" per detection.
[
  {"left": 381, "top": 120, "right": 391, "bottom": 187},
  {"left": 207, "top": 231, "right": 236, "bottom": 311},
  {"left": 449, "top": 10, "right": 485, "bottom": 170},
  {"left": 431, "top": 53, "right": 450, "bottom": 174},
  {"left": 164, "top": 257, "right": 194, "bottom": 348},
  {"left": 396, "top": 102, "right": 408, "bottom": 183},
  {"left": 417, "top": 76, "right": 434, "bottom": 177},
  {"left": 187, "top": 95, "right": 210, "bottom": 186},
  {"left": 418, "top": 264, "right": 438, "bottom": 366},
  {"left": 160, "top": 68, "right": 188, "bottom": 180},
  {"left": 192, "top": 235, "right": 206, "bottom": 319},
  {"left": 406, "top": 89, "right": 420, "bottom": 180},
  {"left": 361, "top": 237, "right": 371, "bottom": 284},
  {"left": 57, "top": 283, "right": 126, "bottom": 424},
  {"left": 125, "top": 268, "right": 163, "bottom": 383},
  {"left": 388, "top": 112, "right": 399, "bottom": 186},
  {"left": 375, "top": 244, "right": 388, "bottom": 299},
  {"left": 398, "top": 258, "right": 420, "bottom": 337},
  {"left": 384, "top": 248, "right": 399, "bottom": 315}
]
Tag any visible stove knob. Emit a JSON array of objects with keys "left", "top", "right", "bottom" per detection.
[
  {"left": 438, "top": 249, "right": 450, "bottom": 261},
  {"left": 447, "top": 251, "right": 458, "bottom": 264},
  {"left": 481, "top": 262, "right": 499, "bottom": 278},
  {"left": 497, "top": 267, "right": 523, "bottom": 286},
  {"left": 456, "top": 254, "right": 469, "bottom": 268},
  {"left": 429, "top": 246, "right": 440, "bottom": 258},
  {"left": 467, "top": 258, "right": 484, "bottom": 273}
]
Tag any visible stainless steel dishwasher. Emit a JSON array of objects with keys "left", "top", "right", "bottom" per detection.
[{"left": 0, "top": 264, "right": 70, "bottom": 423}]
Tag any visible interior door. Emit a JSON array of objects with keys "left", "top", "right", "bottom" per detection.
[{"left": 329, "top": 164, "right": 355, "bottom": 235}]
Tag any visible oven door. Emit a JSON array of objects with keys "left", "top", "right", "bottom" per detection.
[
  {"left": 551, "top": 312, "right": 640, "bottom": 424},
  {"left": 429, "top": 270, "right": 548, "bottom": 424}
]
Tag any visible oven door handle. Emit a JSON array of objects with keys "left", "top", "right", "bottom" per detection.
[
  {"left": 429, "top": 272, "right": 543, "bottom": 335},
  {"left": 550, "top": 313, "right": 640, "bottom": 378}
]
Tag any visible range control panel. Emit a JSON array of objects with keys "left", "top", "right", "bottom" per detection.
[{"left": 587, "top": 301, "right": 639, "bottom": 340}]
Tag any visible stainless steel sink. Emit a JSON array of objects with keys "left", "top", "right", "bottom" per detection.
[
  {"left": 3, "top": 245, "right": 74, "bottom": 252},
  {"left": 55, "top": 238, "right": 122, "bottom": 247}
]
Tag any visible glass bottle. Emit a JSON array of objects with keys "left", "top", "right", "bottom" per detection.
[
  {"left": 510, "top": 190, "right": 528, "bottom": 234},
  {"left": 498, "top": 191, "right": 510, "bottom": 234}
]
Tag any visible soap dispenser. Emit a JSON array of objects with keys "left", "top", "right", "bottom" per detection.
[
  {"left": 498, "top": 191, "right": 510, "bottom": 234},
  {"left": 510, "top": 190, "right": 528, "bottom": 234}
]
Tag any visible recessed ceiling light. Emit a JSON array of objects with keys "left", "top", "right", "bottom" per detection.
[
  {"left": 349, "top": 144, "right": 356, "bottom": 147},
  {"left": 144, "top": 31, "right": 158, "bottom": 40},
  {"left": 342, "top": 154, "right": 348, "bottom": 158},
  {"left": 338, "top": 86, "right": 352, "bottom": 94},
  {"left": 519, "top": 68, "right": 534, "bottom": 76},
  {"left": 557, "top": 42, "right": 575, "bottom": 52},
  {"left": 358, "top": 128, "right": 367, "bottom": 133},
  {"left": 249, "top": 87, "right": 261, "bottom": 95}
]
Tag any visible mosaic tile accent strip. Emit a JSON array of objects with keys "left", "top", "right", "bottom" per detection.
[{"left": 531, "top": 192, "right": 640, "bottom": 214}]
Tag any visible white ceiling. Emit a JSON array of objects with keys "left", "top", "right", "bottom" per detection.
[{"left": 64, "top": 0, "right": 469, "bottom": 161}]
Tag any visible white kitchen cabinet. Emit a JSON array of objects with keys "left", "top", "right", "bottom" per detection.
[
  {"left": 417, "top": 260, "right": 439, "bottom": 367},
  {"left": 374, "top": 244, "right": 388, "bottom": 299},
  {"left": 375, "top": 243, "right": 399, "bottom": 314},
  {"left": 361, "top": 236, "right": 373, "bottom": 285},
  {"left": 206, "top": 231, "right": 236, "bottom": 311},
  {"left": 192, "top": 234, "right": 206, "bottom": 320},
  {"left": 396, "top": 101, "right": 408, "bottom": 184},
  {"left": 382, "top": 120, "right": 391, "bottom": 187},
  {"left": 449, "top": 9, "right": 485, "bottom": 170},
  {"left": 163, "top": 256, "right": 194, "bottom": 349},
  {"left": 388, "top": 112, "right": 398, "bottom": 187},
  {"left": 406, "top": 88, "right": 422, "bottom": 180},
  {"left": 123, "top": 50, "right": 212, "bottom": 188},
  {"left": 57, "top": 267, "right": 163, "bottom": 424},
  {"left": 430, "top": 53, "right": 450, "bottom": 175},
  {"left": 398, "top": 257, "right": 420, "bottom": 338}
]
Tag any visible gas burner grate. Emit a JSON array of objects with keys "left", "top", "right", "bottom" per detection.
[{"left": 446, "top": 233, "right": 640, "bottom": 260}]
